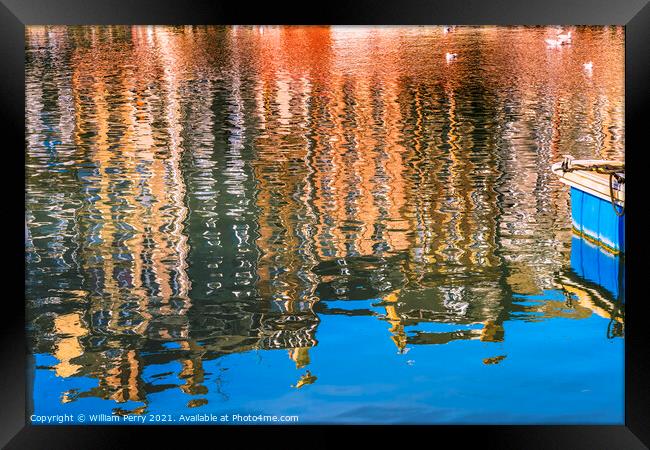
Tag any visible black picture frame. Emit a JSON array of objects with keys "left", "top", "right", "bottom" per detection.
[{"left": 3, "top": 0, "right": 649, "bottom": 447}]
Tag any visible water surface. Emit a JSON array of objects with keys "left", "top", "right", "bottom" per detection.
[{"left": 25, "top": 25, "right": 625, "bottom": 424}]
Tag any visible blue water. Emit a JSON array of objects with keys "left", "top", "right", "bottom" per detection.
[
  {"left": 32, "top": 287, "right": 623, "bottom": 424},
  {"left": 26, "top": 25, "right": 625, "bottom": 425}
]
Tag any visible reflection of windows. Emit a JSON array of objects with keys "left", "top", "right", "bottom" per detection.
[{"left": 440, "top": 285, "right": 469, "bottom": 315}]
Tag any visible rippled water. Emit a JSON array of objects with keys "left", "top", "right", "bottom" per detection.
[{"left": 26, "top": 26, "right": 624, "bottom": 424}]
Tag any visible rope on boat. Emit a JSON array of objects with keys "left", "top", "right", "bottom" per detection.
[
  {"left": 560, "top": 155, "right": 625, "bottom": 174},
  {"left": 561, "top": 155, "right": 625, "bottom": 217},
  {"left": 609, "top": 173, "right": 625, "bottom": 217}
]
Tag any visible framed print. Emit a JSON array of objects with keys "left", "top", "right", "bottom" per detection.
[{"left": 2, "top": 0, "right": 649, "bottom": 447}]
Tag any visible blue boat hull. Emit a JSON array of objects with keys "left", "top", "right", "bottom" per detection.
[{"left": 570, "top": 187, "right": 625, "bottom": 254}]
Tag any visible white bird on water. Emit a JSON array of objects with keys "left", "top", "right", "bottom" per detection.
[
  {"left": 546, "top": 30, "right": 572, "bottom": 48},
  {"left": 443, "top": 26, "right": 454, "bottom": 34},
  {"left": 557, "top": 30, "right": 572, "bottom": 44},
  {"left": 446, "top": 52, "right": 457, "bottom": 63},
  {"left": 583, "top": 61, "right": 593, "bottom": 74},
  {"left": 545, "top": 38, "right": 561, "bottom": 48}
]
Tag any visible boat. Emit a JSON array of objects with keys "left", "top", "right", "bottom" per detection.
[{"left": 551, "top": 156, "right": 625, "bottom": 254}]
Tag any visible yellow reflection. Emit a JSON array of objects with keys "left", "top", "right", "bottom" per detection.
[{"left": 53, "top": 313, "right": 88, "bottom": 378}]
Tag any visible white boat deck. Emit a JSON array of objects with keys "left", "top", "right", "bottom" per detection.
[{"left": 551, "top": 160, "right": 624, "bottom": 206}]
